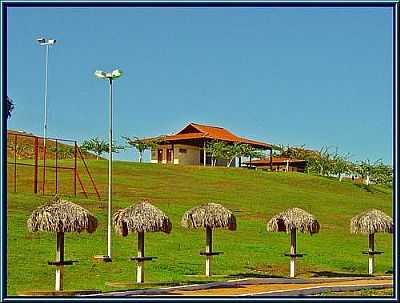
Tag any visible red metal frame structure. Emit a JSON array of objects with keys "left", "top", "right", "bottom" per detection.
[{"left": 7, "top": 132, "right": 101, "bottom": 200}]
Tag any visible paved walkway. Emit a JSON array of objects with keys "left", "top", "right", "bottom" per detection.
[{"left": 85, "top": 276, "right": 393, "bottom": 297}]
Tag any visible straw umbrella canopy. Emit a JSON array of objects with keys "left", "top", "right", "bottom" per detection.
[
  {"left": 113, "top": 200, "right": 172, "bottom": 283},
  {"left": 181, "top": 202, "right": 236, "bottom": 277},
  {"left": 350, "top": 209, "right": 393, "bottom": 274},
  {"left": 27, "top": 196, "right": 98, "bottom": 291},
  {"left": 267, "top": 207, "right": 320, "bottom": 278}
]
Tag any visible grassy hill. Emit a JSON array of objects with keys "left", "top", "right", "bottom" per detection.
[{"left": 6, "top": 160, "right": 393, "bottom": 295}]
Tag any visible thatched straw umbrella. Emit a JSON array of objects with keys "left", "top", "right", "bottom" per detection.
[
  {"left": 27, "top": 196, "right": 98, "bottom": 291},
  {"left": 181, "top": 202, "right": 236, "bottom": 277},
  {"left": 113, "top": 200, "right": 172, "bottom": 283},
  {"left": 350, "top": 209, "right": 393, "bottom": 274},
  {"left": 267, "top": 207, "right": 320, "bottom": 278}
]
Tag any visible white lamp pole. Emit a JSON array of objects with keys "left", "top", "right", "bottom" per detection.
[
  {"left": 37, "top": 37, "right": 56, "bottom": 192},
  {"left": 94, "top": 69, "right": 123, "bottom": 262}
]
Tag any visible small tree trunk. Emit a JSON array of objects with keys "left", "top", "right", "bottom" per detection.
[
  {"left": 139, "top": 152, "right": 143, "bottom": 163},
  {"left": 338, "top": 173, "right": 342, "bottom": 181}
]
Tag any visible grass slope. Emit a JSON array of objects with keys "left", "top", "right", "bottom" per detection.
[{"left": 7, "top": 160, "right": 393, "bottom": 295}]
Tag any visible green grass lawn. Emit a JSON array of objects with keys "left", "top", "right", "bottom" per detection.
[{"left": 7, "top": 160, "right": 393, "bottom": 295}]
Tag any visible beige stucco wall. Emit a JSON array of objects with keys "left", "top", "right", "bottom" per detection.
[
  {"left": 151, "top": 144, "right": 201, "bottom": 165},
  {"left": 173, "top": 144, "right": 201, "bottom": 165},
  {"left": 151, "top": 143, "right": 236, "bottom": 167}
]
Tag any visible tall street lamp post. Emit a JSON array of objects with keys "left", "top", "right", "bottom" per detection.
[
  {"left": 93, "top": 69, "right": 123, "bottom": 262},
  {"left": 37, "top": 37, "right": 56, "bottom": 194}
]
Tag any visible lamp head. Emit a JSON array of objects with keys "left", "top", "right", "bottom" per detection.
[
  {"left": 95, "top": 69, "right": 123, "bottom": 80},
  {"left": 48, "top": 39, "right": 56, "bottom": 45},
  {"left": 111, "top": 69, "right": 123, "bottom": 79},
  {"left": 37, "top": 37, "right": 46, "bottom": 45},
  {"left": 94, "top": 70, "right": 108, "bottom": 79}
]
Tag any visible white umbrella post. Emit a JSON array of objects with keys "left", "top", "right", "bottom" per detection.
[
  {"left": 205, "top": 227, "right": 213, "bottom": 277},
  {"left": 368, "top": 233, "right": 375, "bottom": 275},
  {"left": 55, "top": 232, "right": 64, "bottom": 291},
  {"left": 137, "top": 231, "right": 145, "bottom": 283},
  {"left": 289, "top": 227, "right": 297, "bottom": 278}
]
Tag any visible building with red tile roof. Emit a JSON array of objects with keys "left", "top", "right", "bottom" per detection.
[
  {"left": 243, "top": 157, "right": 307, "bottom": 172},
  {"left": 150, "top": 123, "right": 272, "bottom": 167}
]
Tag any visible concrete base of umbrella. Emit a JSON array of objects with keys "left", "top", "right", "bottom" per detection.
[
  {"left": 92, "top": 255, "right": 112, "bottom": 262},
  {"left": 200, "top": 227, "right": 223, "bottom": 277},
  {"left": 362, "top": 233, "right": 384, "bottom": 275},
  {"left": 47, "top": 232, "right": 78, "bottom": 291},
  {"left": 130, "top": 231, "right": 157, "bottom": 284}
]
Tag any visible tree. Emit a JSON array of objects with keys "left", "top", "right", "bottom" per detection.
[
  {"left": 6, "top": 96, "right": 14, "bottom": 119},
  {"left": 356, "top": 159, "right": 392, "bottom": 185},
  {"left": 123, "top": 136, "right": 160, "bottom": 163},
  {"left": 331, "top": 150, "right": 351, "bottom": 181},
  {"left": 206, "top": 141, "right": 264, "bottom": 167},
  {"left": 313, "top": 146, "right": 333, "bottom": 176},
  {"left": 371, "top": 161, "right": 392, "bottom": 185},
  {"left": 355, "top": 159, "right": 375, "bottom": 185},
  {"left": 240, "top": 144, "right": 266, "bottom": 160},
  {"left": 223, "top": 143, "right": 244, "bottom": 167},
  {"left": 80, "top": 137, "right": 124, "bottom": 160},
  {"left": 206, "top": 140, "right": 226, "bottom": 166}
]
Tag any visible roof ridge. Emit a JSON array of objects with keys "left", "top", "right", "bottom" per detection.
[{"left": 190, "top": 122, "right": 225, "bottom": 130}]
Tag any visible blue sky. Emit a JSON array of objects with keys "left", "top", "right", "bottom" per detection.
[{"left": 6, "top": 6, "right": 393, "bottom": 163}]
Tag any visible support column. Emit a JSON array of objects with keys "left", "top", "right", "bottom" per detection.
[
  {"left": 171, "top": 143, "right": 175, "bottom": 164},
  {"left": 289, "top": 228, "right": 297, "bottom": 278},
  {"left": 203, "top": 141, "right": 206, "bottom": 166},
  {"left": 55, "top": 232, "right": 64, "bottom": 291},
  {"left": 205, "top": 227, "right": 212, "bottom": 277},
  {"left": 137, "top": 231, "right": 145, "bottom": 283},
  {"left": 269, "top": 148, "right": 273, "bottom": 171},
  {"left": 368, "top": 233, "right": 375, "bottom": 275}
]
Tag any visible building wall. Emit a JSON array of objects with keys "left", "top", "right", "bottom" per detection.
[
  {"left": 151, "top": 143, "right": 233, "bottom": 166},
  {"left": 151, "top": 144, "right": 201, "bottom": 165},
  {"left": 173, "top": 144, "right": 201, "bottom": 165}
]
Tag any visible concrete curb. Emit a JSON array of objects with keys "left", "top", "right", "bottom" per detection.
[
  {"left": 246, "top": 283, "right": 392, "bottom": 297},
  {"left": 81, "top": 276, "right": 393, "bottom": 297}
]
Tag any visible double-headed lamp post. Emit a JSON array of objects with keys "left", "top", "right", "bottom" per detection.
[
  {"left": 37, "top": 37, "right": 56, "bottom": 193},
  {"left": 94, "top": 69, "right": 123, "bottom": 262}
]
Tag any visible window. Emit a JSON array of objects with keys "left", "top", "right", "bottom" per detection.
[{"left": 179, "top": 148, "right": 187, "bottom": 154}]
